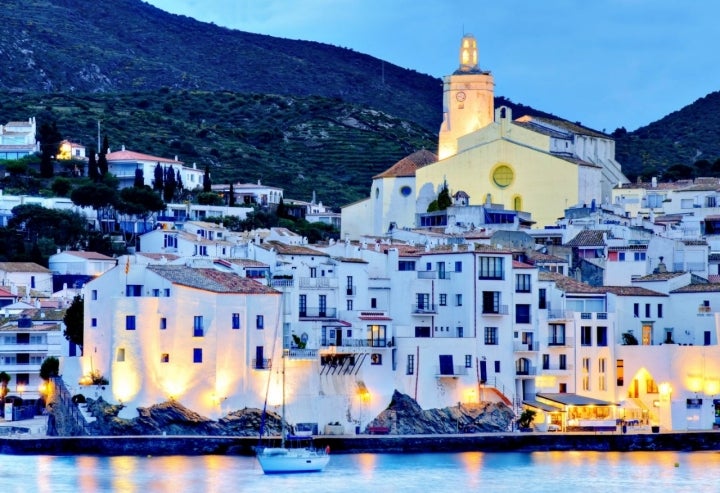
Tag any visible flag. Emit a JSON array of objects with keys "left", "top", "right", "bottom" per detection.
[{"left": 125, "top": 256, "right": 130, "bottom": 275}]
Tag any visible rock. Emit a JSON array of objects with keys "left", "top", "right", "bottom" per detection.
[{"left": 367, "top": 390, "right": 514, "bottom": 434}]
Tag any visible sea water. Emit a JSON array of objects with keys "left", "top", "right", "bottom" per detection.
[{"left": 1, "top": 450, "right": 718, "bottom": 493}]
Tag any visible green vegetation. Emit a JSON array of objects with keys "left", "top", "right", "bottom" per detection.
[
  {"left": 63, "top": 295, "right": 84, "bottom": 349},
  {"left": 40, "top": 356, "right": 60, "bottom": 380}
]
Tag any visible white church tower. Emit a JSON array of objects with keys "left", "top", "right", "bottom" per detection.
[{"left": 437, "top": 34, "right": 495, "bottom": 160}]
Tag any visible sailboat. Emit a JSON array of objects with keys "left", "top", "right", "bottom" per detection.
[{"left": 256, "top": 295, "right": 330, "bottom": 474}]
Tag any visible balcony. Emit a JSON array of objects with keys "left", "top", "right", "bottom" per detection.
[
  {"left": 299, "top": 277, "right": 338, "bottom": 289},
  {"left": 412, "top": 304, "right": 437, "bottom": 314},
  {"left": 434, "top": 365, "right": 468, "bottom": 378},
  {"left": 542, "top": 364, "right": 574, "bottom": 373},
  {"left": 285, "top": 348, "right": 319, "bottom": 360},
  {"left": 252, "top": 358, "right": 272, "bottom": 370},
  {"left": 271, "top": 278, "right": 294, "bottom": 288},
  {"left": 513, "top": 341, "right": 539, "bottom": 352},
  {"left": 482, "top": 305, "right": 509, "bottom": 316},
  {"left": 547, "top": 337, "right": 574, "bottom": 347},
  {"left": 321, "top": 338, "right": 388, "bottom": 351},
  {"left": 417, "top": 270, "right": 437, "bottom": 279},
  {"left": 547, "top": 309, "right": 568, "bottom": 320},
  {"left": 515, "top": 366, "right": 537, "bottom": 377},
  {"left": 299, "top": 307, "right": 337, "bottom": 319}
]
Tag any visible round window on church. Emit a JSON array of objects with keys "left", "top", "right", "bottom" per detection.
[
  {"left": 400, "top": 186, "right": 412, "bottom": 197},
  {"left": 492, "top": 165, "right": 514, "bottom": 188}
]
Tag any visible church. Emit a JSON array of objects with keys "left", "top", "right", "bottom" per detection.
[{"left": 342, "top": 34, "right": 628, "bottom": 239}]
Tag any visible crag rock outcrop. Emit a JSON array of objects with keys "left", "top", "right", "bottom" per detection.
[
  {"left": 84, "top": 398, "right": 287, "bottom": 437},
  {"left": 75, "top": 391, "right": 512, "bottom": 436},
  {"left": 367, "top": 390, "right": 514, "bottom": 434}
]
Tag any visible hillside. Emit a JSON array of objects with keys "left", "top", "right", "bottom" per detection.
[{"left": 2, "top": 0, "right": 719, "bottom": 201}]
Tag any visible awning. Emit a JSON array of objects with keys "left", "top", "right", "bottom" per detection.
[
  {"left": 522, "top": 399, "right": 562, "bottom": 413},
  {"left": 536, "top": 393, "right": 617, "bottom": 407}
]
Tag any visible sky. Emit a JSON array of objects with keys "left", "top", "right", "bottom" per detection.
[{"left": 145, "top": 0, "right": 720, "bottom": 133}]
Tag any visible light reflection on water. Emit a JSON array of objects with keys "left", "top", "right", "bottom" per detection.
[{"left": 2, "top": 450, "right": 720, "bottom": 493}]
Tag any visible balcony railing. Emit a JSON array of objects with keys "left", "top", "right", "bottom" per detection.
[
  {"left": 482, "top": 305, "right": 509, "bottom": 315},
  {"left": 435, "top": 365, "right": 468, "bottom": 377},
  {"left": 547, "top": 309, "right": 568, "bottom": 320},
  {"left": 286, "top": 348, "right": 319, "bottom": 359},
  {"left": 542, "top": 364, "right": 574, "bottom": 372},
  {"left": 299, "top": 277, "right": 338, "bottom": 289},
  {"left": 513, "top": 341, "right": 539, "bottom": 352},
  {"left": 515, "top": 366, "right": 537, "bottom": 376},
  {"left": 417, "top": 270, "right": 437, "bottom": 279},
  {"left": 322, "top": 338, "right": 388, "bottom": 349},
  {"left": 547, "top": 337, "right": 574, "bottom": 347},
  {"left": 412, "top": 304, "right": 437, "bottom": 314},
  {"left": 252, "top": 358, "right": 272, "bottom": 370},
  {"left": 299, "top": 307, "right": 337, "bottom": 318},
  {"left": 271, "top": 278, "right": 294, "bottom": 288}
]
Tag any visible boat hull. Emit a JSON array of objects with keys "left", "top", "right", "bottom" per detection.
[{"left": 256, "top": 448, "right": 330, "bottom": 474}]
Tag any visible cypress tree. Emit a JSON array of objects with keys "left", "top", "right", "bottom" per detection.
[
  {"left": 203, "top": 164, "right": 212, "bottom": 192},
  {"left": 153, "top": 163, "right": 164, "bottom": 192}
]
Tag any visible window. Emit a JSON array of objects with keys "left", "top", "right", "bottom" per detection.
[
  {"left": 494, "top": 361, "right": 501, "bottom": 373},
  {"left": 582, "top": 357, "right": 590, "bottom": 391},
  {"left": 91, "top": 318, "right": 97, "bottom": 327},
  {"left": 299, "top": 294, "right": 307, "bottom": 317},
  {"left": 617, "top": 359, "right": 624, "bottom": 386},
  {"left": 125, "top": 284, "right": 142, "bottom": 297},
  {"left": 618, "top": 252, "right": 626, "bottom": 261},
  {"left": 515, "top": 304, "right": 530, "bottom": 324},
  {"left": 492, "top": 165, "right": 514, "bottom": 188},
  {"left": 126, "top": 315, "right": 136, "bottom": 330},
  {"left": 657, "top": 304, "right": 663, "bottom": 318},
  {"left": 193, "top": 348, "right": 203, "bottom": 363},
  {"left": 549, "top": 324, "right": 566, "bottom": 345},
  {"left": 163, "top": 233, "right": 177, "bottom": 248},
  {"left": 193, "top": 316, "right": 204, "bottom": 337},
  {"left": 646, "top": 378, "right": 658, "bottom": 394},
  {"left": 439, "top": 294, "right": 447, "bottom": 306},
  {"left": 406, "top": 354, "right": 415, "bottom": 375},
  {"left": 599, "top": 358, "right": 607, "bottom": 391},
  {"left": 91, "top": 290, "right": 97, "bottom": 300},
  {"left": 455, "top": 261, "right": 462, "bottom": 273},
  {"left": 559, "top": 354, "right": 567, "bottom": 370},
  {"left": 346, "top": 299, "right": 353, "bottom": 311},
  {"left": 160, "top": 318, "right": 167, "bottom": 330},
  {"left": 398, "top": 261, "right": 416, "bottom": 271},
  {"left": 457, "top": 326, "right": 464, "bottom": 337},
  {"left": 633, "top": 303, "right": 639, "bottom": 317},
  {"left": 484, "top": 327, "right": 498, "bottom": 345},
  {"left": 310, "top": 267, "right": 317, "bottom": 278},
  {"left": 455, "top": 294, "right": 462, "bottom": 306},
  {"left": 152, "top": 288, "right": 160, "bottom": 297},
  {"left": 346, "top": 276, "right": 353, "bottom": 295},
  {"left": 416, "top": 293, "right": 430, "bottom": 311},
  {"left": 645, "top": 303, "right": 651, "bottom": 318},
  {"left": 515, "top": 274, "right": 531, "bottom": 292},
  {"left": 479, "top": 257, "right": 504, "bottom": 279},
  {"left": 232, "top": 313, "right": 240, "bottom": 330},
  {"left": 371, "top": 353, "right": 382, "bottom": 365},
  {"left": 164, "top": 288, "right": 170, "bottom": 297},
  {"left": 634, "top": 252, "right": 646, "bottom": 261},
  {"left": 371, "top": 298, "right": 377, "bottom": 309},
  {"left": 319, "top": 295, "right": 327, "bottom": 317},
  {"left": 581, "top": 326, "right": 592, "bottom": 346},
  {"left": 161, "top": 353, "right": 169, "bottom": 363},
  {"left": 542, "top": 354, "right": 549, "bottom": 370},
  {"left": 465, "top": 355, "right": 472, "bottom": 368},
  {"left": 482, "top": 291, "right": 501, "bottom": 314},
  {"left": 596, "top": 326, "right": 607, "bottom": 347},
  {"left": 538, "top": 288, "right": 547, "bottom": 309},
  {"left": 256, "top": 315, "right": 264, "bottom": 329},
  {"left": 116, "top": 348, "right": 125, "bottom": 362}
]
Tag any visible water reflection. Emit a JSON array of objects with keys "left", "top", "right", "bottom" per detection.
[{"left": 2, "top": 450, "right": 720, "bottom": 492}]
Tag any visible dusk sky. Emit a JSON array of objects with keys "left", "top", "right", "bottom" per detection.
[{"left": 145, "top": 0, "right": 720, "bottom": 133}]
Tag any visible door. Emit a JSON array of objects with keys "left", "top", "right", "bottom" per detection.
[
  {"left": 480, "top": 359, "right": 487, "bottom": 384},
  {"left": 255, "top": 346, "right": 264, "bottom": 369},
  {"left": 439, "top": 355, "right": 454, "bottom": 375}
]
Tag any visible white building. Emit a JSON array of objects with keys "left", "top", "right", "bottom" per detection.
[{"left": 106, "top": 147, "right": 205, "bottom": 191}]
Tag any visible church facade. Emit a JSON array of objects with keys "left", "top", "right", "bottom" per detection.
[{"left": 342, "top": 34, "right": 628, "bottom": 239}]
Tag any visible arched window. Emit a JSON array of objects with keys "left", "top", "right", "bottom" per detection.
[{"left": 513, "top": 195, "right": 522, "bottom": 211}]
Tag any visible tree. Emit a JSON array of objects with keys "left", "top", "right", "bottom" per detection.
[
  {"left": 153, "top": 163, "right": 164, "bottom": 192},
  {"left": 437, "top": 185, "right": 452, "bottom": 210},
  {"left": 51, "top": 177, "right": 72, "bottom": 197},
  {"left": 97, "top": 136, "right": 109, "bottom": 176},
  {"left": 70, "top": 180, "right": 119, "bottom": 233},
  {"left": 276, "top": 197, "right": 286, "bottom": 218},
  {"left": 163, "top": 165, "right": 176, "bottom": 202},
  {"left": 8, "top": 204, "right": 87, "bottom": 251},
  {"left": 117, "top": 186, "right": 166, "bottom": 241},
  {"left": 175, "top": 168, "right": 184, "bottom": 196},
  {"left": 133, "top": 167, "right": 145, "bottom": 188},
  {"left": 37, "top": 121, "right": 62, "bottom": 178},
  {"left": 87, "top": 148, "right": 99, "bottom": 181},
  {"left": 197, "top": 191, "right": 224, "bottom": 205},
  {"left": 63, "top": 295, "right": 84, "bottom": 348},
  {"left": 39, "top": 356, "right": 60, "bottom": 380},
  {"left": 0, "top": 371, "right": 10, "bottom": 403},
  {"left": 228, "top": 183, "right": 236, "bottom": 206},
  {"left": 203, "top": 164, "right": 212, "bottom": 192}
]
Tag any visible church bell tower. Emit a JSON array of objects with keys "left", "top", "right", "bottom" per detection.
[{"left": 437, "top": 34, "right": 495, "bottom": 160}]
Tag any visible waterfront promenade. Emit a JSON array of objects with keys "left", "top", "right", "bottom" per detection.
[{"left": 2, "top": 415, "right": 720, "bottom": 456}]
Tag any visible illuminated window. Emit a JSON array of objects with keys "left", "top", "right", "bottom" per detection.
[
  {"left": 492, "top": 165, "right": 514, "bottom": 188},
  {"left": 161, "top": 353, "right": 169, "bottom": 363},
  {"left": 116, "top": 348, "right": 125, "bottom": 362}
]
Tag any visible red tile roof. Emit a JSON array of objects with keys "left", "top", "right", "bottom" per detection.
[
  {"left": 373, "top": 149, "right": 437, "bottom": 179},
  {"left": 107, "top": 149, "right": 182, "bottom": 164}
]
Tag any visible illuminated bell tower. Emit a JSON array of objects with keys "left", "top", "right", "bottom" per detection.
[{"left": 437, "top": 34, "right": 495, "bottom": 160}]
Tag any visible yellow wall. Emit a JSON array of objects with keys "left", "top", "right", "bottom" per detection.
[{"left": 417, "top": 135, "right": 581, "bottom": 227}]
